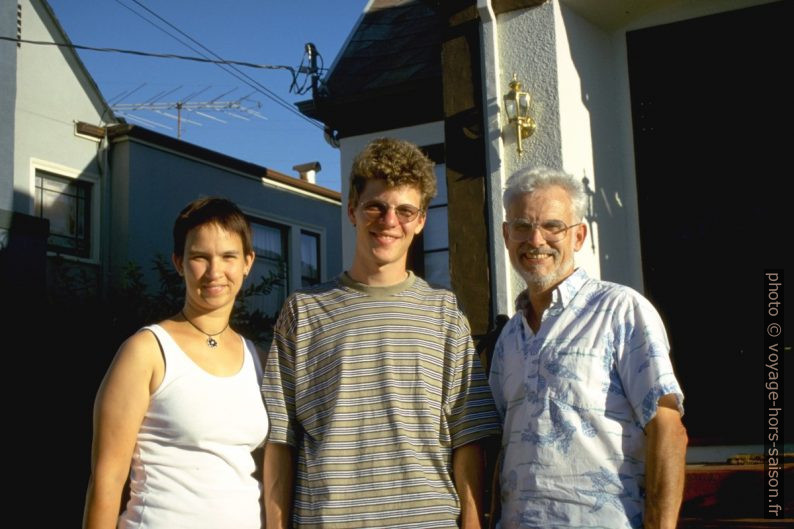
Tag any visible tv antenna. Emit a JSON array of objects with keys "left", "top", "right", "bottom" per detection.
[{"left": 110, "top": 86, "right": 266, "bottom": 138}]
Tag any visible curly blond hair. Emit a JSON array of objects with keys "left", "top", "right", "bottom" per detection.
[{"left": 348, "top": 138, "right": 437, "bottom": 210}]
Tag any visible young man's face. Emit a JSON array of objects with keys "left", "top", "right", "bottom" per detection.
[{"left": 348, "top": 179, "right": 426, "bottom": 274}]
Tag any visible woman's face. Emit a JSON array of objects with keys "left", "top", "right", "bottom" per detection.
[{"left": 173, "top": 223, "right": 254, "bottom": 313}]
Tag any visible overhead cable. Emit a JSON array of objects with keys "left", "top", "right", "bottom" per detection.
[
  {"left": 0, "top": 36, "right": 298, "bottom": 73},
  {"left": 118, "top": 0, "right": 323, "bottom": 130}
]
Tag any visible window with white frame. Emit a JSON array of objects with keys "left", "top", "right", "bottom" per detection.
[{"left": 34, "top": 169, "right": 92, "bottom": 258}]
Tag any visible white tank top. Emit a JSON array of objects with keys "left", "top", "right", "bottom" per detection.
[{"left": 118, "top": 324, "right": 268, "bottom": 529}]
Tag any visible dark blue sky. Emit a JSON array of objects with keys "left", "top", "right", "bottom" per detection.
[{"left": 47, "top": 0, "right": 369, "bottom": 191}]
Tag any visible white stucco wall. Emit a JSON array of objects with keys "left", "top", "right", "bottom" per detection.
[
  {"left": 553, "top": 3, "right": 633, "bottom": 287},
  {"left": 337, "top": 121, "right": 445, "bottom": 270},
  {"left": 498, "top": 3, "right": 562, "bottom": 174},
  {"left": 13, "top": 0, "right": 110, "bottom": 239},
  {"left": 496, "top": 2, "right": 585, "bottom": 309},
  {"left": 551, "top": 3, "right": 602, "bottom": 282}
]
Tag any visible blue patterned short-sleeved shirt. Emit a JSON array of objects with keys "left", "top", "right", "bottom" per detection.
[{"left": 489, "top": 269, "right": 683, "bottom": 529}]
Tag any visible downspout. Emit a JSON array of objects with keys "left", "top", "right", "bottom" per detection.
[
  {"left": 477, "top": 0, "right": 511, "bottom": 318},
  {"left": 98, "top": 127, "right": 112, "bottom": 298}
]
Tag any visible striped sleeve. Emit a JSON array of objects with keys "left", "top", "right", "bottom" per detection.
[
  {"left": 446, "top": 309, "right": 501, "bottom": 449},
  {"left": 261, "top": 295, "right": 298, "bottom": 446}
]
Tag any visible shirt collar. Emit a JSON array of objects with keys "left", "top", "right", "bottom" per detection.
[
  {"left": 514, "top": 267, "right": 589, "bottom": 313},
  {"left": 555, "top": 267, "right": 589, "bottom": 307}
]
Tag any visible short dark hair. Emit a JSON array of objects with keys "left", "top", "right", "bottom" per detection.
[
  {"left": 172, "top": 197, "right": 253, "bottom": 258},
  {"left": 349, "top": 138, "right": 437, "bottom": 210}
]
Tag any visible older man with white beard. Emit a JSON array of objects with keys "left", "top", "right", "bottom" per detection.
[{"left": 488, "top": 168, "right": 688, "bottom": 529}]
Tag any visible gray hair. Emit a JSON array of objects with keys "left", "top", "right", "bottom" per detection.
[{"left": 502, "top": 167, "right": 587, "bottom": 221}]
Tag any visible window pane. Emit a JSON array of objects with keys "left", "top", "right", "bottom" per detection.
[
  {"left": 248, "top": 258, "right": 286, "bottom": 318},
  {"left": 35, "top": 170, "right": 91, "bottom": 257},
  {"left": 41, "top": 177, "right": 72, "bottom": 194},
  {"left": 301, "top": 231, "right": 320, "bottom": 287},
  {"left": 423, "top": 207, "right": 448, "bottom": 251},
  {"left": 429, "top": 164, "right": 447, "bottom": 207},
  {"left": 252, "top": 223, "right": 284, "bottom": 261},
  {"left": 424, "top": 250, "right": 450, "bottom": 289},
  {"left": 249, "top": 221, "right": 287, "bottom": 317},
  {"left": 44, "top": 190, "right": 77, "bottom": 237}
]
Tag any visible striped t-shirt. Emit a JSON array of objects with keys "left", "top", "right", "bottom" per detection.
[{"left": 262, "top": 271, "right": 500, "bottom": 529}]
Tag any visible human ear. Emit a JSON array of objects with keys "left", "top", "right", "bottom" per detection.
[
  {"left": 347, "top": 202, "right": 357, "bottom": 226},
  {"left": 172, "top": 253, "right": 184, "bottom": 276},
  {"left": 573, "top": 223, "right": 587, "bottom": 251},
  {"left": 244, "top": 252, "right": 255, "bottom": 276},
  {"left": 413, "top": 211, "right": 426, "bottom": 235}
]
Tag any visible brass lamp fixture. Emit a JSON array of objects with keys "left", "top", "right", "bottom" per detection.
[{"left": 504, "top": 74, "right": 536, "bottom": 155}]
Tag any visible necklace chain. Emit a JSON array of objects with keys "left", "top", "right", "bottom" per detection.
[{"left": 180, "top": 310, "right": 229, "bottom": 348}]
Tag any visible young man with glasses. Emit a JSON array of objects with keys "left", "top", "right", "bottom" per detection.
[
  {"left": 263, "top": 138, "right": 500, "bottom": 529},
  {"left": 489, "top": 167, "right": 687, "bottom": 529}
]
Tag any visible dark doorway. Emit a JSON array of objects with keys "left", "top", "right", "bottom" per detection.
[{"left": 627, "top": 1, "right": 789, "bottom": 444}]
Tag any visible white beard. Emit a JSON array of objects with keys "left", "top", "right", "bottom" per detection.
[{"left": 520, "top": 250, "right": 574, "bottom": 292}]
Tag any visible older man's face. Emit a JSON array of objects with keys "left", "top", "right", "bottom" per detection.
[{"left": 503, "top": 185, "right": 586, "bottom": 292}]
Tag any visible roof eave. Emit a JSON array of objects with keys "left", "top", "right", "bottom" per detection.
[{"left": 297, "top": 76, "right": 443, "bottom": 139}]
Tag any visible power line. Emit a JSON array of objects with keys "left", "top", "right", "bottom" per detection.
[
  {"left": 0, "top": 35, "right": 300, "bottom": 72},
  {"left": 117, "top": 0, "right": 324, "bottom": 130},
  {"left": 122, "top": 0, "right": 322, "bottom": 127}
]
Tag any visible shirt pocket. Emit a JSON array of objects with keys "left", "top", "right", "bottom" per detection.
[{"left": 543, "top": 346, "right": 612, "bottom": 413}]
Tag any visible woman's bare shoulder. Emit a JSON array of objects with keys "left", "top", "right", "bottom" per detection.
[{"left": 110, "top": 326, "right": 164, "bottom": 373}]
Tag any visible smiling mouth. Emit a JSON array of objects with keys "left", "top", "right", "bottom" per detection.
[
  {"left": 371, "top": 232, "right": 400, "bottom": 243},
  {"left": 521, "top": 251, "right": 556, "bottom": 264}
]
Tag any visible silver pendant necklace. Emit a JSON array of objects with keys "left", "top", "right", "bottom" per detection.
[{"left": 181, "top": 310, "right": 229, "bottom": 348}]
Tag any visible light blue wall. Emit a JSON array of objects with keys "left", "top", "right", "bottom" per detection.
[
  {"left": 0, "top": 1, "right": 16, "bottom": 212},
  {"left": 109, "top": 138, "right": 342, "bottom": 295},
  {"left": 14, "top": 0, "right": 109, "bottom": 219}
]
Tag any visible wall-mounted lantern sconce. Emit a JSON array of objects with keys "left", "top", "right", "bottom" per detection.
[{"left": 504, "top": 74, "right": 536, "bottom": 155}]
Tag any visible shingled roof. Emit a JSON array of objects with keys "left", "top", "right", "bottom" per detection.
[{"left": 297, "top": 0, "right": 443, "bottom": 139}]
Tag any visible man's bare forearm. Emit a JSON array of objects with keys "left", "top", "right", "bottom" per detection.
[
  {"left": 453, "top": 442, "right": 486, "bottom": 529},
  {"left": 264, "top": 442, "right": 295, "bottom": 529},
  {"left": 644, "top": 396, "right": 688, "bottom": 529}
]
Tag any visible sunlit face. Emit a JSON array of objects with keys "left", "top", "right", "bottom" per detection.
[
  {"left": 348, "top": 180, "right": 426, "bottom": 274},
  {"left": 502, "top": 185, "right": 586, "bottom": 292},
  {"left": 173, "top": 223, "right": 254, "bottom": 313}
]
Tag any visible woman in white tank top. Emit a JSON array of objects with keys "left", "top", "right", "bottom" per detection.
[{"left": 83, "top": 197, "right": 269, "bottom": 529}]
